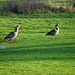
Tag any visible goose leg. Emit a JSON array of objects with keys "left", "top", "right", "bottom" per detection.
[
  {"left": 11, "top": 38, "right": 13, "bottom": 43},
  {"left": 53, "top": 36, "right": 54, "bottom": 39}
]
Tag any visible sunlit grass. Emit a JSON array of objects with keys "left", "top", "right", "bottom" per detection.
[{"left": 0, "top": 12, "right": 75, "bottom": 75}]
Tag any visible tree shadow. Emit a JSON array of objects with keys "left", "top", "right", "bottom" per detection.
[{"left": 0, "top": 42, "right": 75, "bottom": 61}]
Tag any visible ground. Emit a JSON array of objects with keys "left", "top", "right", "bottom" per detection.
[{"left": 0, "top": 12, "right": 75, "bottom": 75}]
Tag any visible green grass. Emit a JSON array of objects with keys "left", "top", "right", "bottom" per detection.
[{"left": 0, "top": 12, "right": 75, "bottom": 75}]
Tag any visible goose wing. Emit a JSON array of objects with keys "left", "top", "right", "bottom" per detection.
[
  {"left": 8, "top": 32, "right": 15, "bottom": 38},
  {"left": 46, "top": 29, "right": 56, "bottom": 36}
]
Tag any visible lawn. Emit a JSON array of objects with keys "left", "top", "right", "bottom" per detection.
[{"left": 0, "top": 12, "right": 75, "bottom": 75}]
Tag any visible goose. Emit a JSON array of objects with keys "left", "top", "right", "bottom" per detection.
[
  {"left": 46, "top": 24, "right": 59, "bottom": 39},
  {"left": 4, "top": 25, "right": 21, "bottom": 43}
]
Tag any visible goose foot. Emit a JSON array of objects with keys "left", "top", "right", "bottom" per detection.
[
  {"left": 53, "top": 36, "right": 54, "bottom": 39},
  {"left": 11, "top": 39, "right": 13, "bottom": 43}
]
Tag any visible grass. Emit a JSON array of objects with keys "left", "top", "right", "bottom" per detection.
[{"left": 0, "top": 12, "right": 75, "bottom": 75}]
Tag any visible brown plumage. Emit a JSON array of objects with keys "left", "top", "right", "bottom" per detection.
[
  {"left": 4, "top": 25, "right": 21, "bottom": 43},
  {"left": 46, "top": 24, "right": 59, "bottom": 39}
]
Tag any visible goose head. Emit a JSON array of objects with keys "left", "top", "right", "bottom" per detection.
[
  {"left": 16, "top": 25, "right": 21, "bottom": 29},
  {"left": 55, "top": 24, "right": 59, "bottom": 28}
]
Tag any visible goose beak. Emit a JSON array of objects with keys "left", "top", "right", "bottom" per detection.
[
  {"left": 19, "top": 26, "right": 21, "bottom": 28},
  {"left": 20, "top": 26, "right": 21, "bottom": 28}
]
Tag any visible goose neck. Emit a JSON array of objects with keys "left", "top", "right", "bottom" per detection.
[
  {"left": 15, "top": 28, "right": 18, "bottom": 32},
  {"left": 56, "top": 27, "right": 59, "bottom": 30}
]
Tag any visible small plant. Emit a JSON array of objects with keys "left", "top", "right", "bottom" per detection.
[
  {"left": 1, "top": 0, "right": 73, "bottom": 14},
  {"left": 3, "top": 0, "right": 21, "bottom": 13}
]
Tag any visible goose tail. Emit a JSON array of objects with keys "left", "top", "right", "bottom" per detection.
[
  {"left": 46, "top": 33, "right": 48, "bottom": 36},
  {"left": 4, "top": 36, "right": 8, "bottom": 40}
]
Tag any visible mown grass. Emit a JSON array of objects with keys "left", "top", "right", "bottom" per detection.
[{"left": 0, "top": 12, "right": 75, "bottom": 75}]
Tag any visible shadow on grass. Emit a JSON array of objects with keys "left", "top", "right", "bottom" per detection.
[
  {"left": 0, "top": 40, "right": 8, "bottom": 43},
  {"left": 16, "top": 12, "right": 75, "bottom": 19},
  {"left": 0, "top": 42, "right": 75, "bottom": 61},
  {"left": 0, "top": 12, "right": 75, "bottom": 19}
]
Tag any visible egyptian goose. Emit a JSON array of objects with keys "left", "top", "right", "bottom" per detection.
[
  {"left": 4, "top": 25, "right": 21, "bottom": 43},
  {"left": 46, "top": 24, "right": 59, "bottom": 39}
]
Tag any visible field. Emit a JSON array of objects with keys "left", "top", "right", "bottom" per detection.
[{"left": 0, "top": 12, "right": 75, "bottom": 75}]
